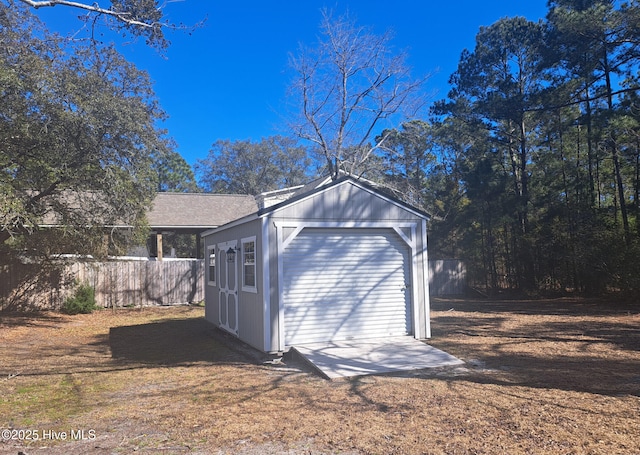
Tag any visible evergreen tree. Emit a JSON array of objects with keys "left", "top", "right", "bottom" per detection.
[
  {"left": 1, "top": 5, "right": 169, "bottom": 257},
  {"left": 195, "top": 136, "right": 313, "bottom": 195}
]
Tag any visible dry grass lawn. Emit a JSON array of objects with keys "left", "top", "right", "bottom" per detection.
[{"left": 0, "top": 297, "right": 638, "bottom": 454}]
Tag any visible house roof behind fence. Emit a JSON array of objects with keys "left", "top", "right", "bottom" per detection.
[{"left": 148, "top": 193, "right": 258, "bottom": 229}]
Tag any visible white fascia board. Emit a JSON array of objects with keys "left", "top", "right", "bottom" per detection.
[
  {"left": 200, "top": 213, "right": 259, "bottom": 238},
  {"left": 38, "top": 223, "right": 220, "bottom": 230},
  {"left": 347, "top": 179, "right": 430, "bottom": 220},
  {"left": 149, "top": 225, "right": 220, "bottom": 229},
  {"left": 258, "top": 185, "right": 304, "bottom": 197},
  {"left": 261, "top": 178, "right": 429, "bottom": 221}
]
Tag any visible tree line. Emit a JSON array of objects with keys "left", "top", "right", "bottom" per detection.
[
  {"left": 423, "top": 0, "right": 640, "bottom": 294},
  {"left": 2, "top": 0, "right": 639, "bottom": 296}
]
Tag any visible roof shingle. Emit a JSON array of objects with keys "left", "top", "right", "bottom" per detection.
[{"left": 147, "top": 193, "right": 258, "bottom": 229}]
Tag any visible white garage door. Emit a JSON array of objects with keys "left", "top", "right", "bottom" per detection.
[{"left": 283, "top": 228, "right": 412, "bottom": 346}]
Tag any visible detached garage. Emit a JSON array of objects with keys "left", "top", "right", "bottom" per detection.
[{"left": 202, "top": 175, "right": 431, "bottom": 353}]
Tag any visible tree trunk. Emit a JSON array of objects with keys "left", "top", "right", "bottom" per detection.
[{"left": 603, "top": 45, "right": 631, "bottom": 244}]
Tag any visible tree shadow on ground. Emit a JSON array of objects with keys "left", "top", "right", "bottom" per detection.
[
  {"left": 431, "top": 296, "right": 639, "bottom": 317},
  {"left": 427, "top": 298, "right": 640, "bottom": 397},
  {"left": 108, "top": 318, "right": 265, "bottom": 366},
  {"left": 0, "top": 311, "right": 66, "bottom": 329}
]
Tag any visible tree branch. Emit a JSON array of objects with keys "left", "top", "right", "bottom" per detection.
[
  {"left": 19, "top": 0, "right": 158, "bottom": 29},
  {"left": 529, "top": 86, "right": 640, "bottom": 113}
]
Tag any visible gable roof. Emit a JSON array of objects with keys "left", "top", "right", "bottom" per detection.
[
  {"left": 148, "top": 193, "right": 258, "bottom": 229},
  {"left": 258, "top": 175, "right": 431, "bottom": 219},
  {"left": 202, "top": 175, "right": 430, "bottom": 237}
]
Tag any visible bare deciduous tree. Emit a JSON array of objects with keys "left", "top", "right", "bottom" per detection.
[{"left": 288, "top": 9, "right": 429, "bottom": 179}]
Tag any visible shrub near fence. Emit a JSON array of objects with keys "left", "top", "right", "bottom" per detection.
[
  {"left": 72, "top": 259, "right": 204, "bottom": 308},
  {"left": 0, "top": 259, "right": 204, "bottom": 311}
]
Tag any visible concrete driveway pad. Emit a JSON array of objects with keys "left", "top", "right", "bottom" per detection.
[{"left": 292, "top": 336, "right": 464, "bottom": 379}]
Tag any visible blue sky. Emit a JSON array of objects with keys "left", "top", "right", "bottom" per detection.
[{"left": 36, "top": 1, "right": 549, "bottom": 165}]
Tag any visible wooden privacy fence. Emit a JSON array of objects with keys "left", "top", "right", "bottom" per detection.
[
  {"left": 429, "top": 259, "right": 467, "bottom": 296},
  {"left": 72, "top": 259, "right": 204, "bottom": 308},
  {"left": 0, "top": 259, "right": 204, "bottom": 311},
  {"left": 1, "top": 257, "right": 464, "bottom": 311}
]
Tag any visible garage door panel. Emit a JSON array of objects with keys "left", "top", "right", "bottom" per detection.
[
  {"left": 286, "top": 304, "right": 408, "bottom": 319},
  {"left": 285, "top": 282, "right": 405, "bottom": 294},
  {"left": 289, "top": 318, "right": 408, "bottom": 333},
  {"left": 283, "top": 228, "right": 412, "bottom": 345}
]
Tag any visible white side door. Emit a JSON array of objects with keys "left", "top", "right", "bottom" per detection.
[{"left": 218, "top": 241, "right": 238, "bottom": 335}]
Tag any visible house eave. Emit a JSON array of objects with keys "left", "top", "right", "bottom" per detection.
[
  {"left": 201, "top": 213, "right": 260, "bottom": 238},
  {"left": 149, "top": 225, "right": 219, "bottom": 230}
]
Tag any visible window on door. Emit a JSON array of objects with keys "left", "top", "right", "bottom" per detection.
[
  {"left": 241, "top": 237, "right": 257, "bottom": 292},
  {"left": 207, "top": 246, "right": 216, "bottom": 286}
]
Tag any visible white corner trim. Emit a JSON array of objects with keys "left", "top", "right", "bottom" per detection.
[
  {"left": 421, "top": 219, "right": 431, "bottom": 339},
  {"left": 261, "top": 218, "right": 271, "bottom": 352},
  {"left": 275, "top": 222, "right": 285, "bottom": 351}
]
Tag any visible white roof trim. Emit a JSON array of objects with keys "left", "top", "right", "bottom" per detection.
[
  {"left": 201, "top": 176, "right": 429, "bottom": 238},
  {"left": 200, "top": 212, "right": 259, "bottom": 237},
  {"left": 257, "top": 185, "right": 304, "bottom": 197},
  {"left": 263, "top": 178, "right": 429, "bottom": 220}
]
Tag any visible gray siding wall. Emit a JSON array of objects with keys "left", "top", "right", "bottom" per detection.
[
  {"left": 270, "top": 181, "right": 420, "bottom": 222},
  {"left": 203, "top": 218, "right": 265, "bottom": 351}
]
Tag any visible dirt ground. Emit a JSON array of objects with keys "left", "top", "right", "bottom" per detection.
[{"left": 0, "top": 297, "right": 638, "bottom": 455}]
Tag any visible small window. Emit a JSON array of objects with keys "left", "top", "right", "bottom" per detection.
[
  {"left": 242, "top": 237, "right": 257, "bottom": 292},
  {"left": 207, "top": 246, "right": 216, "bottom": 286}
]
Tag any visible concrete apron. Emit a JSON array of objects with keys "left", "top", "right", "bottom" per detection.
[{"left": 292, "top": 336, "right": 464, "bottom": 379}]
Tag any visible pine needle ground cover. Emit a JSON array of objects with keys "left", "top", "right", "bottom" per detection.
[{"left": 0, "top": 299, "right": 638, "bottom": 455}]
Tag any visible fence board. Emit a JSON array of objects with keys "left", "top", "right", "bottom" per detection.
[
  {"left": 428, "top": 259, "right": 467, "bottom": 296},
  {"left": 0, "top": 259, "right": 204, "bottom": 311}
]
